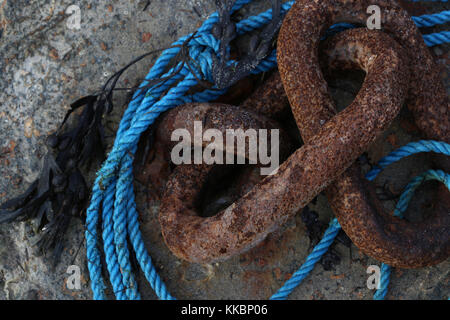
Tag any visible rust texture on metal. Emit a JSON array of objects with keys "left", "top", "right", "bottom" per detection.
[
  {"left": 277, "top": 0, "right": 449, "bottom": 268},
  {"left": 158, "top": 103, "right": 293, "bottom": 263},
  {"left": 158, "top": 23, "right": 411, "bottom": 263},
  {"left": 240, "top": 72, "right": 290, "bottom": 119}
]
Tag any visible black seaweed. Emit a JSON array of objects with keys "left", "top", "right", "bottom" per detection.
[
  {"left": 143, "top": 1, "right": 151, "bottom": 11},
  {"left": 0, "top": 94, "right": 98, "bottom": 265},
  {"left": 211, "top": 0, "right": 283, "bottom": 89}
]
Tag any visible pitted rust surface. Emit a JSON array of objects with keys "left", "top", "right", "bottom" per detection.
[
  {"left": 278, "top": 0, "right": 449, "bottom": 268},
  {"left": 156, "top": 102, "right": 291, "bottom": 156},
  {"left": 158, "top": 28, "right": 410, "bottom": 263},
  {"left": 240, "top": 72, "right": 290, "bottom": 119},
  {"left": 158, "top": 103, "right": 293, "bottom": 262},
  {"left": 278, "top": 0, "right": 449, "bottom": 144}
]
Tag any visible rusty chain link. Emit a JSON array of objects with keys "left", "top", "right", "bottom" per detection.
[
  {"left": 278, "top": 0, "right": 449, "bottom": 268},
  {"left": 153, "top": 0, "right": 449, "bottom": 268}
]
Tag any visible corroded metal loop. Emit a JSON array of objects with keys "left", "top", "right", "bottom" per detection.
[
  {"left": 156, "top": 103, "right": 292, "bottom": 157},
  {"left": 159, "top": 25, "right": 410, "bottom": 263},
  {"left": 278, "top": 0, "right": 449, "bottom": 268},
  {"left": 158, "top": 103, "right": 293, "bottom": 262}
]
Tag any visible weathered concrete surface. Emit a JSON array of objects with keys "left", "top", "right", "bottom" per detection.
[{"left": 0, "top": 0, "right": 448, "bottom": 300}]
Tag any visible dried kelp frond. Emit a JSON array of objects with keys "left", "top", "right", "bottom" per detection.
[
  {"left": 0, "top": 154, "right": 60, "bottom": 225},
  {"left": 36, "top": 169, "right": 88, "bottom": 263},
  {"left": 211, "top": 0, "right": 283, "bottom": 89},
  {"left": 0, "top": 98, "right": 95, "bottom": 265},
  {"left": 0, "top": 32, "right": 207, "bottom": 266}
]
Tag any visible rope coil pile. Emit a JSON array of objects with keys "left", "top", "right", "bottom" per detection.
[{"left": 85, "top": 0, "right": 450, "bottom": 300}]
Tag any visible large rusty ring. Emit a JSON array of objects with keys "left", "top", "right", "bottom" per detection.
[
  {"left": 158, "top": 25, "right": 410, "bottom": 263},
  {"left": 278, "top": 0, "right": 449, "bottom": 268}
]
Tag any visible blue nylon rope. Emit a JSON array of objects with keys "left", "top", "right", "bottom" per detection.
[
  {"left": 86, "top": 0, "right": 254, "bottom": 300},
  {"left": 412, "top": 11, "right": 450, "bottom": 27},
  {"left": 423, "top": 31, "right": 450, "bottom": 46},
  {"left": 85, "top": 0, "right": 450, "bottom": 300}
]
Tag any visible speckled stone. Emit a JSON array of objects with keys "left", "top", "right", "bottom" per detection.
[{"left": 0, "top": 0, "right": 448, "bottom": 300}]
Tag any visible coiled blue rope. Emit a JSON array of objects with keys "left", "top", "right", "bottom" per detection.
[{"left": 85, "top": 0, "right": 450, "bottom": 300}]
